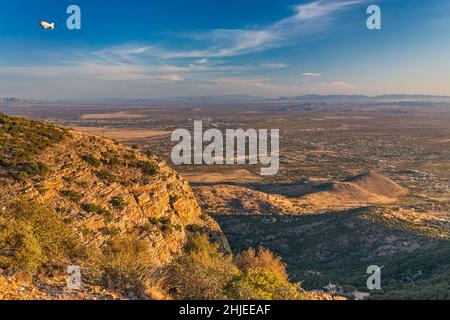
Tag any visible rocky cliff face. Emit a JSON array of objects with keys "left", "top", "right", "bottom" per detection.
[{"left": 0, "top": 113, "right": 228, "bottom": 277}]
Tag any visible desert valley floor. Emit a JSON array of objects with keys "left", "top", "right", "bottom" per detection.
[{"left": 1, "top": 98, "right": 449, "bottom": 299}]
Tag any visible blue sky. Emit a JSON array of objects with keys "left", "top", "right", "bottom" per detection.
[{"left": 0, "top": 0, "right": 449, "bottom": 99}]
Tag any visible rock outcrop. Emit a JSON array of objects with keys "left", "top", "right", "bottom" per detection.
[{"left": 0, "top": 113, "right": 228, "bottom": 298}]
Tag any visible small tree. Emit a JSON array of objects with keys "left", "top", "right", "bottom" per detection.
[
  {"left": 166, "top": 234, "right": 238, "bottom": 300},
  {"left": 0, "top": 199, "right": 84, "bottom": 272},
  {"left": 234, "top": 247, "right": 288, "bottom": 281}
]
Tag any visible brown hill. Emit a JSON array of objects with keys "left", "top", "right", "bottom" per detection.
[
  {"left": 298, "top": 171, "right": 408, "bottom": 211},
  {"left": 345, "top": 171, "right": 408, "bottom": 198},
  {"left": 194, "top": 172, "right": 408, "bottom": 215}
]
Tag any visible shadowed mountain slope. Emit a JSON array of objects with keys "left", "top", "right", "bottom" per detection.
[{"left": 194, "top": 171, "right": 409, "bottom": 215}]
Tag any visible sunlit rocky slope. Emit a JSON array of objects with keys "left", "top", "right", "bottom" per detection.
[{"left": 0, "top": 113, "right": 318, "bottom": 300}]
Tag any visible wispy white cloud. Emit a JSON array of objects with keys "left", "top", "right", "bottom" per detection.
[
  {"left": 290, "top": 0, "right": 363, "bottom": 21},
  {"left": 195, "top": 58, "right": 209, "bottom": 65},
  {"left": 163, "top": 0, "right": 366, "bottom": 59},
  {"left": 302, "top": 72, "right": 321, "bottom": 77},
  {"left": 261, "top": 63, "right": 288, "bottom": 69},
  {"left": 0, "top": 63, "right": 185, "bottom": 82},
  {"left": 156, "top": 30, "right": 280, "bottom": 59},
  {"left": 0, "top": 1, "right": 366, "bottom": 98},
  {"left": 95, "top": 0, "right": 367, "bottom": 60},
  {"left": 92, "top": 45, "right": 154, "bottom": 62}
]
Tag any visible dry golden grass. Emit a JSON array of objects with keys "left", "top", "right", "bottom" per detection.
[
  {"left": 69, "top": 126, "right": 170, "bottom": 141},
  {"left": 184, "top": 169, "right": 262, "bottom": 183},
  {"left": 79, "top": 112, "right": 147, "bottom": 120}
]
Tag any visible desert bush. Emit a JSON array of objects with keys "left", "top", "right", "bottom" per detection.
[
  {"left": 62, "top": 176, "right": 74, "bottom": 183},
  {"left": 234, "top": 247, "right": 288, "bottom": 281},
  {"left": 18, "top": 161, "right": 51, "bottom": 178},
  {"left": 102, "top": 226, "right": 120, "bottom": 236},
  {"left": 108, "top": 157, "right": 120, "bottom": 167},
  {"left": 15, "top": 171, "right": 29, "bottom": 182},
  {"left": 61, "top": 189, "right": 83, "bottom": 203},
  {"left": 186, "top": 224, "right": 203, "bottom": 233},
  {"left": 9, "top": 200, "right": 84, "bottom": 261},
  {"left": 137, "top": 161, "right": 159, "bottom": 176},
  {"left": 228, "top": 247, "right": 306, "bottom": 300},
  {"left": 100, "top": 150, "right": 120, "bottom": 167},
  {"left": 226, "top": 268, "right": 304, "bottom": 300},
  {"left": 95, "top": 170, "right": 116, "bottom": 183},
  {"left": 100, "top": 237, "right": 163, "bottom": 297},
  {"left": 110, "top": 196, "right": 127, "bottom": 211},
  {"left": 0, "top": 199, "right": 84, "bottom": 272},
  {"left": 166, "top": 234, "right": 239, "bottom": 300},
  {"left": 81, "top": 203, "right": 111, "bottom": 216},
  {"left": 148, "top": 216, "right": 175, "bottom": 234},
  {"left": 82, "top": 154, "right": 101, "bottom": 168},
  {"left": 0, "top": 217, "right": 44, "bottom": 272}
]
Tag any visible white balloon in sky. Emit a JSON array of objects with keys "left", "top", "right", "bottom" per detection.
[{"left": 40, "top": 21, "right": 55, "bottom": 30}]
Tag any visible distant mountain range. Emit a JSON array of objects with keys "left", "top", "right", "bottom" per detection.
[
  {"left": 277, "top": 94, "right": 450, "bottom": 102},
  {"left": 2, "top": 94, "right": 450, "bottom": 106}
]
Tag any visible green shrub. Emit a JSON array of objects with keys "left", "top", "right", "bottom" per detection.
[
  {"left": 102, "top": 226, "right": 120, "bottom": 236},
  {"left": 100, "top": 151, "right": 120, "bottom": 166},
  {"left": 96, "top": 170, "right": 116, "bottom": 183},
  {"left": 166, "top": 236, "right": 305, "bottom": 300},
  {"left": 81, "top": 203, "right": 111, "bottom": 216},
  {"left": 226, "top": 268, "right": 304, "bottom": 300},
  {"left": 166, "top": 234, "right": 239, "bottom": 300},
  {"left": 137, "top": 161, "right": 159, "bottom": 176},
  {"left": 110, "top": 196, "right": 127, "bottom": 211},
  {"left": 61, "top": 190, "right": 83, "bottom": 203},
  {"left": 148, "top": 216, "right": 175, "bottom": 234},
  {"left": 0, "top": 199, "right": 84, "bottom": 272},
  {"left": 0, "top": 217, "right": 44, "bottom": 272},
  {"left": 16, "top": 171, "right": 29, "bottom": 182},
  {"left": 36, "top": 187, "right": 48, "bottom": 195},
  {"left": 22, "top": 162, "right": 50, "bottom": 177},
  {"left": 228, "top": 248, "right": 305, "bottom": 300},
  {"left": 82, "top": 154, "right": 101, "bottom": 168},
  {"left": 62, "top": 176, "right": 74, "bottom": 183},
  {"left": 14, "top": 162, "right": 51, "bottom": 182},
  {"left": 186, "top": 224, "right": 203, "bottom": 233},
  {"left": 170, "top": 195, "right": 179, "bottom": 204}
]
